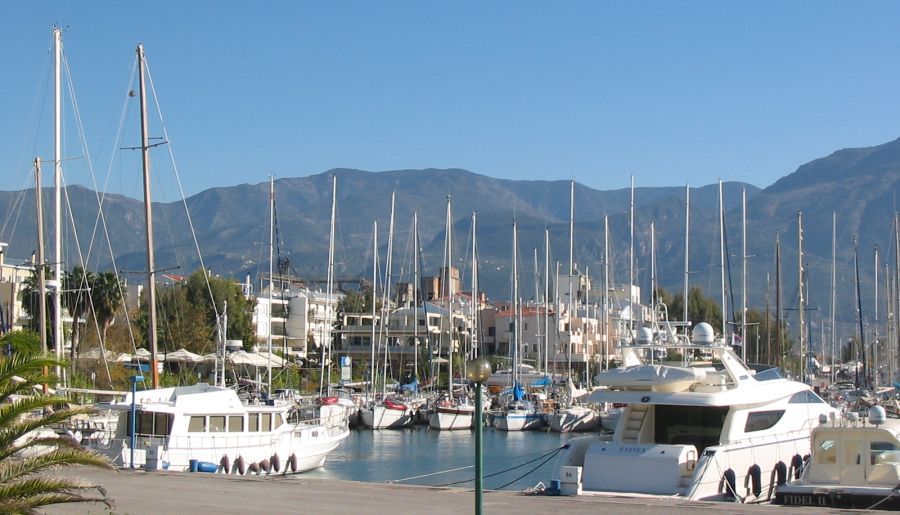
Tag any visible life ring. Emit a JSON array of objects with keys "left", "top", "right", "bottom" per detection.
[
  {"left": 219, "top": 455, "right": 230, "bottom": 474},
  {"left": 288, "top": 453, "right": 298, "bottom": 473},
  {"left": 271, "top": 453, "right": 281, "bottom": 474}
]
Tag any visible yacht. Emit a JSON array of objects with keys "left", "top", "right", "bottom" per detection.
[
  {"left": 773, "top": 406, "right": 900, "bottom": 510},
  {"left": 93, "top": 383, "right": 349, "bottom": 474},
  {"left": 551, "top": 322, "right": 837, "bottom": 502}
]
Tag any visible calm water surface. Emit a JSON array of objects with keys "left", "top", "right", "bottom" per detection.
[{"left": 304, "top": 427, "right": 578, "bottom": 491}]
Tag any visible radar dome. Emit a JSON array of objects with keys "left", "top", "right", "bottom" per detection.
[
  {"left": 692, "top": 322, "right": 715, "bottom": 345},
  {"left": 869, "top": 405, "right": 887, "bottom": 426},
  {"left": 636, "top": 327, "right": 654, "bottom": 345}
]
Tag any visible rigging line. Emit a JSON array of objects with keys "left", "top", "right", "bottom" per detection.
[
  {"left": 388, "top": 463, "right": 474, "bottom": 484},
  {"left": 437, "top": 446, "right": 564, "bottom": 487},
  {"left": 143, "top": 56, "right": 219, "bottom": 321},
  {"left": 88, "top": 59, "right": 141, "bottom": 357},
  {"left": 59, "top": 174, "right": 113, "bottom": 383}
]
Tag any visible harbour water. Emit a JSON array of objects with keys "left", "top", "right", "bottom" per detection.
[{"left": 303, "top": 427, "right": 577, "bottom": 491}]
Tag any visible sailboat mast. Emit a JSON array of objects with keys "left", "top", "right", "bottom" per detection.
[
  {"left": 830, "top": 212, "right": 837, "bottom": 384},
  {"left": 650, "top": 222, "right": 657, "bottom": 319},
  {"left": 874, "top": 246, "right": 879, "bottom": 390},
  {"left": 137, "top": 44, "right": 160, "bottom": 389},
  {"left": 741, "top": 187, "right": 747, "bottom": 362},
  {"left": 603, "top": 216, "right": 609, "bottom": 371},
  {"left": 568, "top": 180, "right": 575, "bottom": 378},
  {"left": 718, "top": 180, "right": 726, "bottom": 340},
  {"left": 775, "top": 233, "right": 782, "bottom": 368},
  {"left": 320, "top": 175, "right": 337, "bottom": 395},
  {"left": 413, "top": 213, "right": 419, "bottom": 378},
  {"left": 544, "top": 228, "right": 550, "bottom": 374},
  {"left": 267, "top": 175, "right": 274, "bottom": 391},
  {"left": 854, "top": 237, "right": 867, "bottom": 388},
  {"left": 445, "top": 196, "right": 453, "bottom": 392},
  {"left": 683, "top": 186, "right": 690, "bottom": 324},
  {"left": 798, "top": 212, "right": 805, "bottom": 383},
  {"left": 52, "top": 28, "right": 64, "bottom": 384},
  {"left": 370, "top": 220, "right": 378, "bottom": 394},
  {"left": 513, "top": 220, "right": 519, "bottom": 386},
  {"left": 629, "top": 175, "right": 635, "bottom": 313},
  {"left": 35, "top": 158, "right": 48, "bottom": 392},
  {"left": 472, "top": 212, "right": 478, "bottom": 359}
]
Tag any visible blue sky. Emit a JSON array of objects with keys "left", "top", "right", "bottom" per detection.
[{"left": 3, "top": 2, "right": 900, "bottom": 200}]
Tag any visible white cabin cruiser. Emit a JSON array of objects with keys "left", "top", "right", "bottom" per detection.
[
  {"left": 774, "top": 406, "right": 900, "bottom": 510},
  {"left": 551, "top": 322, "right": 836, "bottom": 502},
  {"left": 94, "top": 383, "right": 349, "bottom": 474}
]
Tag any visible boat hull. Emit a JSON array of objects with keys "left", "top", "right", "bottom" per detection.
[
  {"left": 361, "top": 405, "right": 415, "bottom": 429},
  {"left": 494, "top": 412, "right": 545, "bottom": 431},
  {"left": 547, "top": 408, "right": 597, "bottom": 433},
  {"left": 428, "top": 408, "right": 473, "bottom": 430}
]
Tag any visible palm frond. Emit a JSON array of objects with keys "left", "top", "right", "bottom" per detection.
[
  {"left": 0, "top": 447, "right": 113, "bottom": 484},
  {"left": 0, "top": 354, "right": 65, "bottom": 404},
  {"left": 0, "top": 406, "right": 96, "bottom": 458},
  {"left": 0, "top": 478, "right": 111, "bottom": 514},
  {"left": 0, "top": 394, "right": 82, "bottom": 431}
]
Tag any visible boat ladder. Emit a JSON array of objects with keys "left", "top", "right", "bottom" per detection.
[{"left": 621, "top": 404, "right": 650, "bottom": 443}]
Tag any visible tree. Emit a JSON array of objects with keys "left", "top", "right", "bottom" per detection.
[
  {"left": 658, "top": 286, "right": 723, "bottom": 332},
  {"left": 18, "top": 266, "right": 53, "bottom": 345},
  {"left": 0, "top": 352, "right": 113, "bottom": 513},
  {"left": 90, "top": 272, "right": 125, "bottom": 348},
  {"left": 62, "top": 267, "right": 94, "bottom": 362}
]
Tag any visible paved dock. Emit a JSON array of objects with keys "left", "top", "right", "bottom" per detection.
[{"left": 40, "top": 467, "right": 868, "bottom": 514}]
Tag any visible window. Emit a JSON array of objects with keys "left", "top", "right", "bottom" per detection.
[
  {"left": 654, "top": 405, "right": 727, "bottom": 453},
  {"left": 249, "top": 413, "right": 260, "bottom": 432},
  {"left": 228, "top": 416, "right": 243, "bottom": 432},
  {"left": 262, "top": 413, "right": 272, "bottom": 432},
  {"left": 128, "top": 411, "right": 175, "bottom": 437},
  {"left": 274, "top": 413, "right": 284, "bottom": 430},
  {"left": 744, "top": 410, "right": 785, "bottom": 432},
  {"left": 418, "top": 319, "right": 425, "bottom": 327},
  {"left": 789, "top": 390, "right": 827, "bottom": 404},
  {"left": 814, "top": 439, "right": 837, "bottom": 465},
  {"left": 209, "top": 416, "right": 226, "bottom": 433},
  {"left": 188, "top": 416, "right": 206, "bottom": 432},
  {"left": 870, "top": 441, "right": 900, "bottom": 465}
]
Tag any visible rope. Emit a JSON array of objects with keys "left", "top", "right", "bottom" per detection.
[
  {"left": 493, "top": 447, "right": 563, "bottom": 490},
  {"left": 436, "top": 445, "right": 564, "bottom": 488},
  {"left": 388, "top": 464, "right": 474, "bottom": 483}
]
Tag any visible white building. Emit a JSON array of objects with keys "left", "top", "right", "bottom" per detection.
[{"left": 253, "top": 284, "right": 343, "bottom": 359}]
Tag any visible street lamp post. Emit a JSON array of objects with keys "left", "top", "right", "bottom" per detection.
[{"left": 466, "top": 357, "right": 492, "bottom": 515}]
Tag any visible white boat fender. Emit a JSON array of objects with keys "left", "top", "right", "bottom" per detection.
[
  {"left": 271, "top": 453, "right": 280, "bottom": 473},
  {"left": 260, "top": 458, "right": 272, "bottom": 475},
  {"left": 744, "top": 464, "right": 761, "bottom": 497},
  {"left": 247, "top": 462, "right": 260, "bottom": 475},
  {"left": 232, "top": 455, "right": 245, "bottom": 475},
  {"left": 288, "top": 453, "right": 298, "bottom": 473},
  {"left": 719, "top": 469, "right": 736, "bottom": 499},
  {"left": 789, "top": 454, "right": 803, "bottom": 480},
  {"left": 219, "top": 455, "right": 230, "bottom": 474}
]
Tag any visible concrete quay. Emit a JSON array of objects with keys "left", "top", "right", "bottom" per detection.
[{"left": 41, "top": 468, "right": 866, "bottom": 515}]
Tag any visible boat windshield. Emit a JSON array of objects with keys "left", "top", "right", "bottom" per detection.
[{"left": 751, "top": 367, "right": 784, "bottom": 381}]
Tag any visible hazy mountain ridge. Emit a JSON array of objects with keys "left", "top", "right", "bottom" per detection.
[{"left": 3, "top": 137, "right": 900, "bottom": 335}]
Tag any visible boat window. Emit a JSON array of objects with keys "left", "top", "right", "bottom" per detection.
[
  {"left": 249, "top": 413, "right": 260, "bottom": 432},
  {"left": 188, "top": 416, "right": 206, "bottom": 432},
  {"left": 654, "top": 405, "right": 727, "bottom": 453},
  {"left": 744, "top": 410, "right": 785, "bottom": 432},
  {"left": 228, "top": 416, "right": 244, "bottom": 432},
  {"left": 262, "top": 413, "right": 272, "bottom": 431},
  {"left": 127, "top": 411, "right": 175, "bottom": 437},
  {"left": 274, "top": 413, "right": 284, "bottom": 430},
  {"left": 752, "top": 367, "right": 784, "bottom": 381},
  {"left": 815, "top": 439, "right": 837, "bottom": 465},
  {"left": 789, "top": 391, "right": 826, "bottom": 404},
  {"left": 209, "top": 416, "right": 226, "bottom": 433},
  {"left": 870, "top": 441, "right": 900, "bottom": 465}
]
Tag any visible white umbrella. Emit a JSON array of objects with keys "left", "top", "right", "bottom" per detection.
[{"left": 165, "top": 348, "right": 202, "bottom": 363}]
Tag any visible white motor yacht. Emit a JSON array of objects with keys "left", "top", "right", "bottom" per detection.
[
  {"left": 551, "top": 322, "right": 837, "bottom": 502},
  {"left": 774, "top": 406, "right": 900, "bottom": 510},
  {"left": 92, "top": 383, "right": 349, "bottom": 474}
]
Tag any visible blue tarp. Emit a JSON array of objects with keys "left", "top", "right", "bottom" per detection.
[
  {"left": 400, "top": 378, "right": 419, "bottom": 392},
  {"left": 513, "top": 383, "right": 525, "bottom": 401},
  {"left": 530, "top": 375, "right": 552, "bottom": 388}
]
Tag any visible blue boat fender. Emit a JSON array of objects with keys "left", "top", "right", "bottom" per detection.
[{"left": 196, "top": 461, "right": 218, "bottom": 473}]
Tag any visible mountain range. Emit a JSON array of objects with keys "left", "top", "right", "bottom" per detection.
[{"left": 4, "top": 137, "right": 900, "bottom": 339}]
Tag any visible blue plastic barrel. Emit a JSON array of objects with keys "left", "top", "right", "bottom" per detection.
[
  {"left": 189, "top": 459, "right": 199, "bottom": 472},
  {"left": 197, "top": 461, "right": 218, "bottom": 473}
]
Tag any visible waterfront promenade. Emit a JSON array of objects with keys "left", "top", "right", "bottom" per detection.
[{"left": 41, "top": 467, "right": 863, "bottom": 514}]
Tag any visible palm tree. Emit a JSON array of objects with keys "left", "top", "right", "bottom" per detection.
[
  {"left": 90, "top": 272, "right": 124, "bottom": 347},
  {"left": 0, "top": 352, "right": 113, "bottom": 513},
  {"left": 62, "top": 267, "right": 94, "bottom": 362}
]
